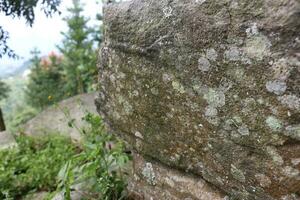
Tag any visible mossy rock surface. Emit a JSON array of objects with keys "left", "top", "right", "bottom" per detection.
[{"left": 96, "top": 0, "right": 300, "bottom": 199}]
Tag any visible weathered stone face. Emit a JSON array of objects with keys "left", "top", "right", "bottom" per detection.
[
  {"left": 96, "top": 0, "right": 300, "bottom": 199},
  {"left": 128, "top": 153, "right": 226, "bottom": 200}
]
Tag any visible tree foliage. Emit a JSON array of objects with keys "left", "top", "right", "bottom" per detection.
[
  {"left": 26, "top": 0, "right": 99, "bottom": 109},
  {"left": 0, "top": 0, "right": 61, "bottom": 58},
  {"left": 26, "top": 49, "right": 67, "bottom": 109},
  {"left": 57, "top": 0, "right": 98, "bottom": 96},
  {"left": 0, "top": 135, "right": 76, "bottom": 199},
  {"left": 0, "top": 80, "right": 10, "bottom": 101},
  {"left": 0, "top": 80, "right": 10, "bottom": 131}
]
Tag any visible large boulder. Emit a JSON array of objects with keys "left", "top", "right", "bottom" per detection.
[
  {"left": 23, "top": 93, "right": 97, "bottom": 141},
  {"left": 96, "top": 0, "right": 300, "bottom": 199}
]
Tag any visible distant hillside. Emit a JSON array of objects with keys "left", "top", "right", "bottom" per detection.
[{"left": 0, "top": 60, "right": 31, "bottom": 78}]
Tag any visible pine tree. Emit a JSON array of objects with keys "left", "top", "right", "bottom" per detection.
[{"left": 58, "top": 0, "right": 98, "bottom": 96}]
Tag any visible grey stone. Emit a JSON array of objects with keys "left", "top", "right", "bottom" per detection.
[
  {"left": 127, "top": 153, "right": 226, "bottom": 200},
  {"left": 0, "top": 131, "right": 17, "bottom": 150},
  {"left": 97, "top": 0, "right": 300, "bottom": 199},
  {"left": 23, "top": 93, "right": 97, "bottom": 141},
  {"left": 51, "top": 191, "right": 83, "bottom": 200}
]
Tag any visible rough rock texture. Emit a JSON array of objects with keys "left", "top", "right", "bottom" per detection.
[
  {"left": 0, "top": 131, "right": 16, "bottom": 150},
  {"left": 128, "top": 153, "right": 226, "bottom": 200},
  {"left": 96, "top": 0, "right": 300, "bottom": 199},
  {"left": 23, "top": 93, "right": 97, "bottom": 141},
  {"left": 51, "top": 191, "right": 83, "bottom": 200},
  {"left": 23, "top": 192, "right": 49, "bottom": 200}
]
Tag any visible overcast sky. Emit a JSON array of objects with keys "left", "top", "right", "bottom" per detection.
[{"left": 0, "top": 0, "right": 102, "bottom": 71}]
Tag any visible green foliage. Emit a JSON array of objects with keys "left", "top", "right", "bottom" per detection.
[
  {"left": 57, "top": 0, "right": 98, "bottom": 95},
  {"left": 0, "top": 135, "right": 77, "bottom": 199},
  {"left": 0, "top": 112, "right": 130, "bottom": 199},
  {"left": 9, "top": 106, "right": 38, "bottom": 131},
  {"left": 26, "top": 49, "right": 67, "bottom": 109},
  {"left": 0, "top": 0, "right": 61, "bottom": 58},
  {"left": 0, "top": 74, "right": 38, "bottom": 131},
  {"left": 0, "top": 81, "right": 10, "bottom": 101},
  {"left": 56, "top": 113, "right": 130, "bottom": 200},
  {"left": 0, "top": 80, "right": 10, "bottom": 131},
  {"left": 25, "top": 0, "right": 99, "bottom": 110}
]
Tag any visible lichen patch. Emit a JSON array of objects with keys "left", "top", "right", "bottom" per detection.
[
  {"left": 266, "top": 80, "right": 287, "bottom": 95},
  {"left": 282, "top": 166, "right": 299, "bottom": 178},
  {"left": 204, "top": 106, "right": 218, "bottom": 117},
  {"left": 231, "top": 164, "right": 245, "bottom": 183},
  {"left": 198, "top": 57, "right": 211, "bottom": 72},
  {"left": 238, "top": 124, "right": 250, "bottom": 136},
  {"left": 224, "top": 46, "right": 240, "bottom": 61},
  {"left": 142, "top": 162, "right": 156, "bottom": 186},
  {"left": 206, "top": 48, "right": 218, "bottom": 61},
  {"left": 246, "top": 23, "right": 259, "bottom": 37},
  {"left": 203, "top": 89, "right": 226, "bottom": 108},
  {"left": 266, "top": 116, "right": 283, "bottom": 132},
  {"left": 244, "top": 34, "right": 271, "bottom": 60},
  {"left": 278, "top": 95, "right": 300, "bottom": 110},
  {"left": 255, "top": 174, "right": 271, "bottom": 188},
  {"left": 285, "top": 125, "right": 300, "bottom": 141},
  {"left": 266, "top": 146, "right": 284, "bottom": 166},
  {"left": 172, "top": 80, "right": 185, "bottom": 94}
]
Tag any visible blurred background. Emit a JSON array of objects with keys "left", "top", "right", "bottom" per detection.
[{"left": 0, "top": 0, "right": 105, "bottom": 131}]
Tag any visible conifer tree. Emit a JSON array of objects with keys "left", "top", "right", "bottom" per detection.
[{"left": 58, "top": 0, "right": 98, "bottom": 96}]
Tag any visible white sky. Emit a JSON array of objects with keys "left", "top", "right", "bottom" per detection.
[{"left": 0, "top": 0, "right": 102, "bottom": 70}]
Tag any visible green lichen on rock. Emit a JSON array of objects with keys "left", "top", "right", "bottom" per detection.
[
  {"left": 230, "top": 164, "right": 246, "bottom": 183},
  {"left": 172, "top": 80, "right": 185, "bottom": 94},
  {"left": 266, "top": 116, "right": 283, "bottom": 132},
  {"left": 97, "top": 0, "right": 300, "bottom": 199},
  {"left": 203, "top": 89, "right": 226, "bottom": 108},
  {"left": 142, "top": 162, "right": 156, "bottom": 186},
  {"left": 244, "top": 34, "right": 271, "bottom": 60},
  {"left": 285, "top": 125, "right": 300, "bottom": 141}
]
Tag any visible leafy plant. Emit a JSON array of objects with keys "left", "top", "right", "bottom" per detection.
[
  {"left": 56, "top": 113, "right": 131, "bottom": 200},
  {"left": 0, "top": 111, "right": 130, "bottom": 200},
  {"left": 0, "top": 135, "right": 77, "bottom": 199},
  {"left": 8, "top": 106, "right": 38, "bottom": 131}
]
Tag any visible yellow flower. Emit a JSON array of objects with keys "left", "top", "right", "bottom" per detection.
[{"left": 48, "top": 95, "right": 52, "bottom": 100}]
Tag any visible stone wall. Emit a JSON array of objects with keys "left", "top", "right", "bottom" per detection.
[{"left": 96, "top": 0, "right": 300, "bottom": 199}]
